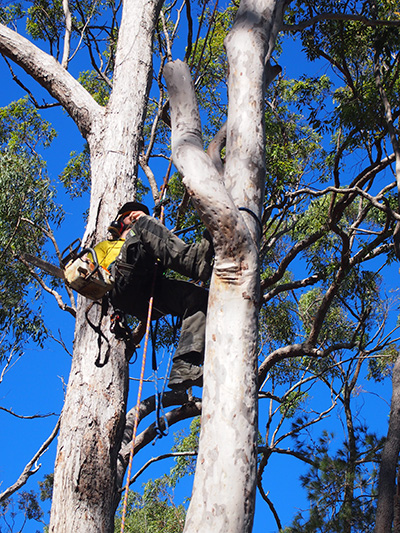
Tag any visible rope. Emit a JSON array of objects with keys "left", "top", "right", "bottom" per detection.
[
  {"left": 120, "top": 264, "right": 158, "bottom": 532},
  {"left": 238, "top": 206, "right": 263, "bottom": 234},
  {"left": 151, "top": 316, "right": 179, "bottom": 442}
]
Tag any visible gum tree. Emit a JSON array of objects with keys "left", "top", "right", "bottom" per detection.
[{"left": 1, "top": 0, "right": 400, "bottom": 532}]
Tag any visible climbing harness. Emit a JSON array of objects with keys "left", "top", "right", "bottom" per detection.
[
  {"left": 85, "top": 297, "right": 111, "bottom": 367},
  {"left": 110, "top": 310, "right": 138, "bottom": 361}
]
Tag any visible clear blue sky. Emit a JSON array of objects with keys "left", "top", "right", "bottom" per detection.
[{"left": 0, "top": 17, "right": 397, "bottom": 533}]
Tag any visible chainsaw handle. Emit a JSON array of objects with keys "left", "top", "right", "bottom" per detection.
[
  {"left": 78, "top": 247, "right": 108, "bottom": 283},
  {"left": 78, "top": 247, "right": 99, "bottom": 268}
]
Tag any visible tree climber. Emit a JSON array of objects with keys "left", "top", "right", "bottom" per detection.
[{"left": 93, "top": 201, "right": 213, "bottom": 390}]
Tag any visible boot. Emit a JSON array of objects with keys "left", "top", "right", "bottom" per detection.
[{"left": 168, "top": 358, "right": 203, "bottom": 390}]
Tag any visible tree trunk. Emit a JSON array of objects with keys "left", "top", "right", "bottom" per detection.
[
  {"left": 164, "top": 2, "right": 285, "bottom": 530},
  {"left": 49, "top": 305, "right": 129, "bottom": 533},
  {"left": 375, "top": 355, "right": 400, "bottom": 533},
  {"left": 49, "top": 1, "right": 164, "bottom": 531}
]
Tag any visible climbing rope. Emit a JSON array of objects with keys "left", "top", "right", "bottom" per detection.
[
  {"left": 120, "top": 265, "right": 158, "bottom": 533},
  {"left": 150, "top": 316, "right": 180, "bottom": 441}
]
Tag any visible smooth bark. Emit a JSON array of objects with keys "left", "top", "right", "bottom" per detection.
[{"left": 164, "top": 2, "right": 286, "bottom": 531}]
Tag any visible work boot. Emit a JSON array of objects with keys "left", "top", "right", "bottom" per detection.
[{"left": 168, "top": 358, "right": 203, "bottom": 390}]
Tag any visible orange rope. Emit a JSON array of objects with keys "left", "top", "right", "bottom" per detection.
[{"left": 120, "top": 266, "right": 158, "bottom": 532}]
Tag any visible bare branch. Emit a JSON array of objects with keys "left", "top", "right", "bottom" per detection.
[
  {"left": 0, "top": 340, "right": 23, "bottom": 384},
  {"left": 19, "top": 256, "right": 76, "bottom": 318},
  {"left": 0, "top": 23, "right": 103, "bottom": 137},
  {"left": 61, "top": 0, "right": 72, "bottom": 68},
  {"left": 128, "top": 451, "right": 197, "bottom": 487},
  {"left": 117, "top": 394, "right": 201, "bottom": 489},
  {"left": 0, "top": 417, "right": 60, "bottom": 502},
  {"left": 262, "top": 274, "right": 322, "bottom": 304},
  {"left": 0, "top": 406, "right": 57, "bottom": 419}
]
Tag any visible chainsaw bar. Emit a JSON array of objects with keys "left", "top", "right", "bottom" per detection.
[{"left": 21, "top": 253, "right": 65, "bottom": 280}]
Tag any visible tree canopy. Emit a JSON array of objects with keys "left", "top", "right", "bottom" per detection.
[{"left": 1, "top": 0, "right": 400, "bottom": 531}]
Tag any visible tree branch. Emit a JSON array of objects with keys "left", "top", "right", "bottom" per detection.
[
  {"left": 0, "top": 23, "right": 103, "bottom": 138},
  {"left": 164, "top": 59, "right": 251, "bottom": 265},
  {"left": 127, "top": 451, "right": 198, "bottom": 488},
  {"left": 282, "top": 13, "right": 400, "bottom": 33},
  {"left": 61, "top": 0, "right": 72, "bottom": 68},
  {"left": 0, "top": 417, "right": 60, "bottom": 502},
  {"left": 0, "top": 406, "right": 57, "bottom": 419}
]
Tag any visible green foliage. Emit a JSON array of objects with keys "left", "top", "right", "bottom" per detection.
[
  {"left": 286, "top": 427, "right": 381, "bottom": 532},
  {"left": 259, "top": 295, "right": 296, "bottom": 351},
  {"left": 299, "top": 288, "right": 353, "bottom": 344},
  {"left": 39, "top": 473, "right": 54, "bottom": 502},
  {"left": 169, "top": 417, "right": 200, "bottom": 486},
  {"left": 0, "top": 2, "right": 24, "bottom": 25},
  {"left": 26, "top": 0, "right": 64, "bottom": 47},
  {"left": 114, "top": 419, "right": 200, "bottom": 532},
  {"left": 188, "top": 6, "right": 237, "bottom": 141},
  {"left": 59, "top": 144, "right": 91, "bottom": 198},
  {"left": 78, "top": 71, "right": 111, "bottom": 106},
  {"left": 367, "top": 344, "right": 398, "bottom": 382},
  {"left": 1, "top": 489, "right": 45, "bottom": 532},
  {"left": 0, "top": 99, "right": 63, "bottom": 360},
  {"left": 115, "top": 478, "right": 185, "bottom": 533},
  {"left": 2, "top": 1, "right": 400, "bottom": 531},
  {"left": 0, "top": 97, "right": 57, "bottom": 152},
  {"left": 279, "top": 390, "right": 309, "bottom": 418}
]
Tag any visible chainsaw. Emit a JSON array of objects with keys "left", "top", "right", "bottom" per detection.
[{"left": 22, "top": 239, "right": 114, "bottom": 301}]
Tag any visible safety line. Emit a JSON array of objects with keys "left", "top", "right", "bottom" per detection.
[{"left": 120, "top": 266, "right": 158, "bottom": 532}]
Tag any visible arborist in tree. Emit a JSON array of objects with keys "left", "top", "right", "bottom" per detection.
[{"left": 93, "top": 201, "right": 213, "bottom": 390}]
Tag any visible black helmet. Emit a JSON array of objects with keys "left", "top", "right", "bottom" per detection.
[
  {"left": 107, "top": 201, "right": 150, "bottom": 238},
  {"left": 117, "top": 201, "right": 150, "bottom": 219}
]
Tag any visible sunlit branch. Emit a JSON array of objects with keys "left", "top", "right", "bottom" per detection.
[
  {"left": 262, "top": 273, "right": 321, "bottom": 304},
  {"left": 61, "top": 0, "right": 72, "bottom": 68},
  {"left": 160, "top": 10, "right": 173, "bottom": 61},
  {"left": 127, "top": 451, "right": 197, "bottom": 487},
  {"left": 0, "top": 338, "right": 23, "bottom": 385}
]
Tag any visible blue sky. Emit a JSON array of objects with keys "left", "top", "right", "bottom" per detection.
[{"left": 0, "top": 9, "right": 398, "bottom": 533}]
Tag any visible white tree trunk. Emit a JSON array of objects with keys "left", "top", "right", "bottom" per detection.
[{"left": 164, "top": 2, "right": 285, "bottom": 530}]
